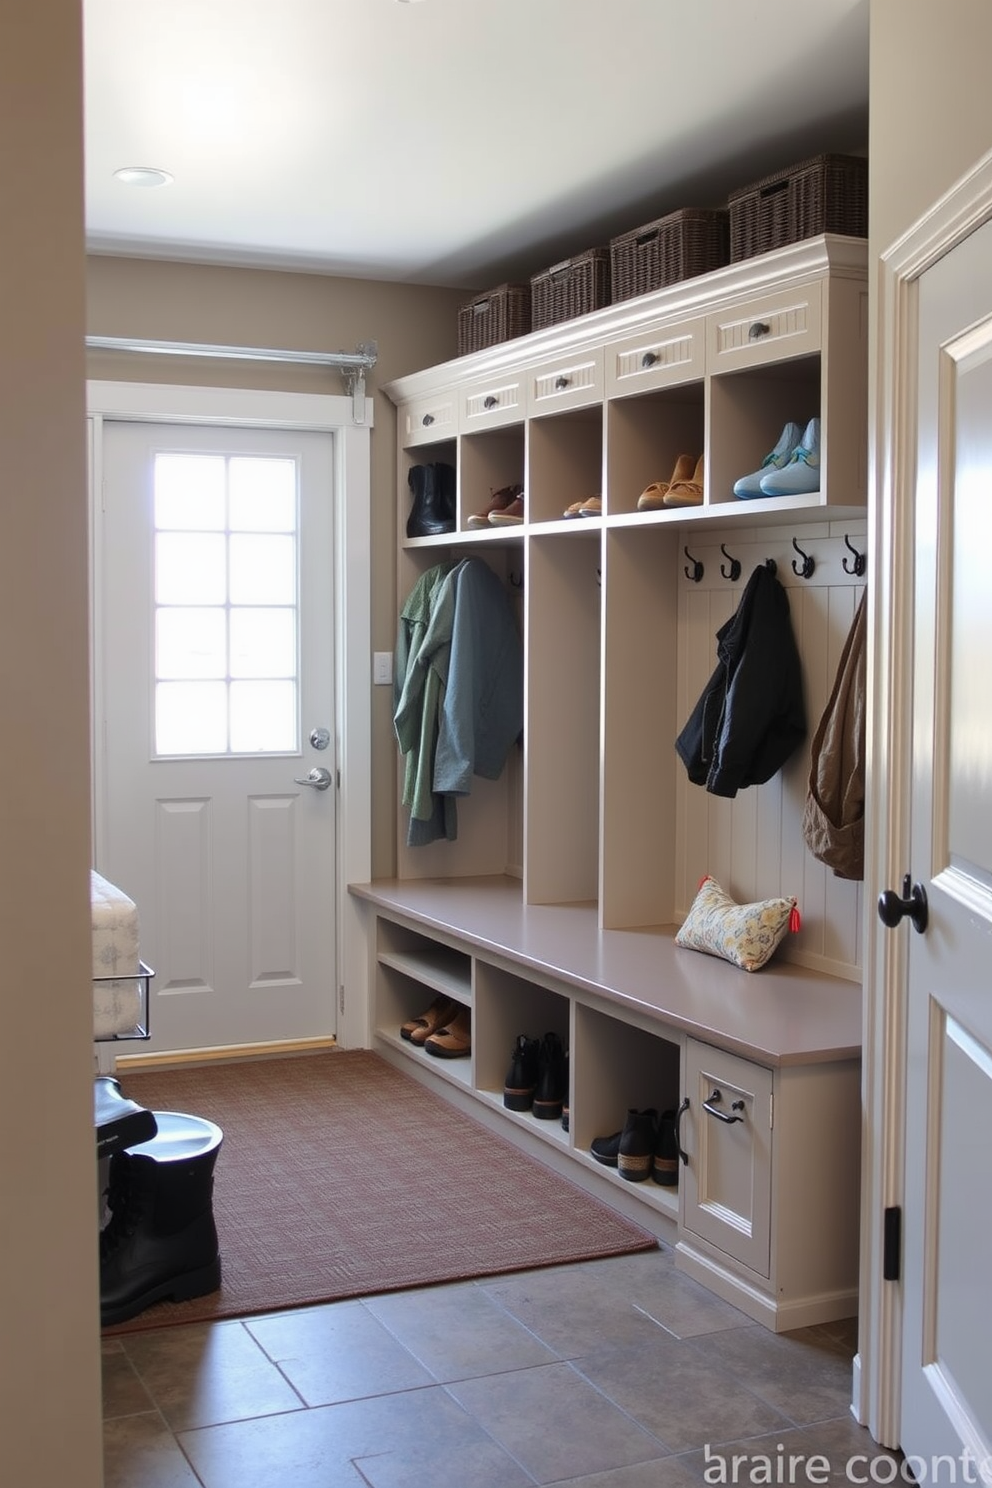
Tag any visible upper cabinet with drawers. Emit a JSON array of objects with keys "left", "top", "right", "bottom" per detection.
[{"left": 386, "top": 233, "right": 867, "bottom": 533}]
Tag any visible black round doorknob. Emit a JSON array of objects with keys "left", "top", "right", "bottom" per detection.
[{"left": 877, "top": 875, "right": 928, "bottom": 934}]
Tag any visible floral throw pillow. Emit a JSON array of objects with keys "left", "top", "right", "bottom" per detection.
[{"left": 675, "top": 876, "right": 799, "bottom": 972}]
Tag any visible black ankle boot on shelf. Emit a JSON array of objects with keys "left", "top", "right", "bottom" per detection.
[
  {"left": 618, "top": 1108, "right": 659, "bottom": 1182},
  {"left": 533, "top": 1032, "right": 567, "bottom": 1121},
  {"left": 653, "top": 1108, "right": 680, "bottom": 1186},
  {"left": 503, "top": 1035, "right": 540, "bottom": 1111},
  {"left": 100, "top": 1114, "right": 223, "bottom": 1327}
]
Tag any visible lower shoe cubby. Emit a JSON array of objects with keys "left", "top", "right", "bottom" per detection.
[
  {"left": 571, "top": 1002, "right": 682, "bottom": 1215},
  {"left": 375, "top": 920, "right": 474, "bottom": 1091},
  {"left": 473, "top": 961, "right": 570, "bottom": 1148}
]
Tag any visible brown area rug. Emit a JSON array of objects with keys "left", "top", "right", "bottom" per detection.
[{"left": 103, "top": 1050, "right": 656, "bottom": 1334}]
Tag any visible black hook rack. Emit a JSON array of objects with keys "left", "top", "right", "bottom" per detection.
[
  {"left": 683, "top": 546, "right": 704, "bottom": 583},
  {"left": 791, "top": 536, "right": 816, "bottom": 579},
  {"left": 842, "top": 534, "right": 867, "bottom": 576},
  {"left": 720, "top": 544, "right": 741, "bottom": 581}
]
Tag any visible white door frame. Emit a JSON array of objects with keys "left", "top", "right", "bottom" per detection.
[
  {"left": 860, "top": 148, "right": 992, "bottom": 1448},
  {"left": 87, "top": 380, "right": 373, "bottom": 1053}
]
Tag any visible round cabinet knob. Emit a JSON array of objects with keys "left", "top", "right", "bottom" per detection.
[
  {"left": 421, "top": 412, "right": 434, "bottom": 427},
  {"left": 641, "top": 351, "right": 659, "bottom": 368},
  {"left": 877, "top": 875, "right": 928, "bottom": 934},
  {"left": 483, "top": 395, "right": 498, "bottom": 410},
  {"left": 554, "top": 375, "right": 570, "bottom": 391},
  {"left": 748, "top": 321, "right": 771, "bottom": 341}
]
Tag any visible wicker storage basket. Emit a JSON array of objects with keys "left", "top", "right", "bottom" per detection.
[
  {"left": 530, "top": 248, "right": 611, "bottom": 331},
  {"left": 610, "top": 207, "right": 730, "bottom": 304},
  {"left": 729, "top": 153, "right": 868, "bottom": 263},
  {"left": 457, "top": 283, "right": 531, "bottom": 356}
]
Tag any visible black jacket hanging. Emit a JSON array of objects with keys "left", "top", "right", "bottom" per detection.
[{"left": 675, "top": 562, "right": 806, "bottom": 798}]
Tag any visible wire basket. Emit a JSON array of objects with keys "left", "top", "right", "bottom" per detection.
[
  {"left": 610, "top": 208, "right": 729, "bottom": 303},
  {"left": 729, "top": 153, "right": 868, "bottom": 263},
  {"left": 530, "top": 248, "right": 611, "bottom": 331}
]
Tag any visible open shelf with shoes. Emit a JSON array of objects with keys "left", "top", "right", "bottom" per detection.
[
  {"left": 528, "top": 405, "right": 604, "bottom": 524},
  {"left": 605, "top": 385, "right": 705, "bottom": 518},
  {"left": 459, "top": 425, "right": 525, "bottom": 532}
]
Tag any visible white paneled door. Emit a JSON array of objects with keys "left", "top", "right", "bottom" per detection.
[
  {"left": 895, "top": 216, "right": 992, "bottom": 1464},
  {"left": 97, "top": 421, "right": 337, "bottom": 1053}
]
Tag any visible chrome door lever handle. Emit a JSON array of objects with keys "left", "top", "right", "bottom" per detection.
[{"left": 294, "top": 767, "right": 333, "bottom": 791}]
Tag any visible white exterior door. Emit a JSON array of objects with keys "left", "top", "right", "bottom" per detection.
[
  {"left": 96, "top": 419, "right": 338, "bottom": 1054},
  {"left": 894, "top": 215, "right": 992, "bottom": 1466}
]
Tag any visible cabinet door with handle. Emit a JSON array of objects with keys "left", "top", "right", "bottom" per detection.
[
  {"left": 706, "top": 283, "right": 822, "bottom": 371},
  {"left": 681, "top": 1037, "right": 773, "bottom": 1277}
]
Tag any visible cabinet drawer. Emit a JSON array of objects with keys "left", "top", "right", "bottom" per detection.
[
  {"left": 400, "top": 392, "right": 458, "bottom": 446},
  {"left": 529, "top": 348, "right": 604, "bottom": 415},
  {"left": 606, "top": 316, "right": 705, "bottom": 396},
  {"left": 462, "top": 375, "right": 525, "bottom": 430},
  {"left": 706, "top": 283, "right": 821, "bottom": 371},
  {"left": 682, "top": 1039, "right": 772, "bottom": 1277}
]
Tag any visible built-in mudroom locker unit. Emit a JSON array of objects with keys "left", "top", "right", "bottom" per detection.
[{"left": 351, "top": 233, "right": 867, "bottom": 1333}]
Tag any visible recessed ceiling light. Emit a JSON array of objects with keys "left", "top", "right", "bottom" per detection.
[{"left": 114, "top": 166, "right": 174, "bottom": 188}]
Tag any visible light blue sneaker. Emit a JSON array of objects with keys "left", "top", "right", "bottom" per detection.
[
  {"left": 759, "top": 417, "right": 821, "bottom": 496},
  {"left": 733, "top": 421, "right": 805, "bottom": 499}
]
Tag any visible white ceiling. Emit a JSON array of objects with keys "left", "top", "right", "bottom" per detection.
[{"left": 83, "top": 0, "right": 870, "bottom": 291}]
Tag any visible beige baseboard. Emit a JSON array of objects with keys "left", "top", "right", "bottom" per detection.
[{"left": 115, "top": 1036, "right": 338, "bottom": 1073}]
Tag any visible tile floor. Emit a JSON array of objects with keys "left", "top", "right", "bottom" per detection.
[{"left": 102, "top": 1243, "right": 899, "bottom": 1488}]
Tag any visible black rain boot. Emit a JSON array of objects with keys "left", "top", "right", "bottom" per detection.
[
  {"left": 406, "top": 462, "right": 456, "bottom": 537},
  {"left": 100, "top": 1120, "right": 223, "bottom": 1326}
]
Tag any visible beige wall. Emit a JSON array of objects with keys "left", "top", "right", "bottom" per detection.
[
  {"left": 870, "top": 0, "right": 992, "bottom": 254},
  {"left": 86, "top": 257, "right": 468, "bottom": 879},
  {"left": 0, "top": 4, "right": 104, "bottom": 1484}
]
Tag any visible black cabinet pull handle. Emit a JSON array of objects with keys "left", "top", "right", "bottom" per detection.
[
  {"left": 702, "top": 1089, "right": 745, "bottom": 1123},
  {"left": 748, "top": 321, "right": 771, "bottom": 341},
  {"left": 878, "top": 875, "right": 929, "bottom": 934},
  {"left": 422, "top": 413, "right": 434, "bottom": 426},
  {"left": 641, "top": 351, "right": 659, "bottom": 368},
  {"left": 675, "top": 1096, "right": 690, "bottom": 1165},
  {"left": 483, "top": 395, "right": 498, "bottom": 410},
  {"left": 554, "top": 375, "right": 570, "bottom": 390}
]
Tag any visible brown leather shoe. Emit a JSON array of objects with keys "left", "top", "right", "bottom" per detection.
[
  {"left": 401, "top": 995, "right": 460, "bottom": 1045},
  {"left": 637, "top": 453, "right": 697, "bottom": 510},
  {"left": 424, "top": 1004, "right": 472, "bottom": 1058},
  {"left": 663, "top": 453, "right": 705, "bottom": 507},
  {"left": 466, "top": 483, "right": 522, "bottom": 528},
  {"left": 488, "top": 493, "right": 525, "bottom": 525}
]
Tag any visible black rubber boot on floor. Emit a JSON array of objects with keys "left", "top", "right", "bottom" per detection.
[{"left": 100, "top": 1127, "right": 222, "bottom": 1326}]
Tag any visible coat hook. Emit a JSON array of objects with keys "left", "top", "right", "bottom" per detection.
[
  {"left": 791, "top": 536, "right": 816, "bottom": 579},
  {"left": 508, "top": 569, "right": 524, "bottom": 589},
  {"left": 842, "top": 534, "right": 867, "bottom": 576},
  {"left": 720, "top": 543, "right": 741, "bottom": 581},
  {"left": 683, "top": 546, "right": 704, "bottom": 583}
]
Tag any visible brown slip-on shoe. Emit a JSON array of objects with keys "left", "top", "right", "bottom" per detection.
[
  {"left": 466, "top": 483, "right": 522, "bottom": 529},
  {"left": 424, "top": 1004, "right": 472, "bottom": 1058},
  {"left": 663, "top": 452, "right": 705, "bottom": 507},
  {"left": 637, "top": 453, "right": 696, "bottom": 510},
  {"left": 562, "top": 499, "right": 586, "bottom": 518},
  {"left": 577, "top": 495, "right": 602, "bottom": 517},
  {"left": 489, "top": 494, "right": 525, "bottom": 525},
  {"left": 401, "top": 994, "right": 460, "bottom": 1045}
]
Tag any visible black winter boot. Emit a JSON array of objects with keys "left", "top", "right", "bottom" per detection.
[
  {"left": 532, "top": 1032, "right": 567, "bottom": 1121},
  {"left": 618, "top": 1108, "right": 658, "bottom": 1182},
  {"left": 503, "top": 1035, "right": 540, "bottom": 1111},
  {"left": 100, "top": 1119, "right": 223, "bottom": 1326}
]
